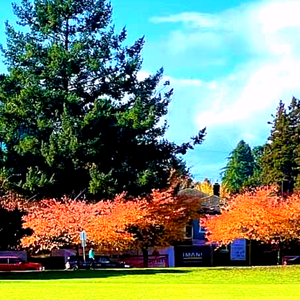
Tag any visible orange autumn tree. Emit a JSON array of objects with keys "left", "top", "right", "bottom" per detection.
[
  {"left": 195, "top": 179, "right": 229, "bottom": 199},
  {"left": 21, "top": 194, "right": 145, "bottom": 252},
  {"left": 86, "top": 193, "right": 147, "bottom": 252},
  {"left": 20, "top": 189, "right": 203, "bottom": 265},
  {"left": 127, "top": 189, "right": 203, "bottom": 267},
  {"left": 203, "top": 186, "right": 300, "bottom": 247},
  {"left": 195, "top": 178, "right": 214, "bottom": 195}
]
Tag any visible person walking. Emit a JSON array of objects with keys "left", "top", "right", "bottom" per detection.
[
  {"left": 65, "top": 257, "right": 71, "bottom": 270},
  {"left": 89, "top": 247, "right": 95, "bottom": 268}
]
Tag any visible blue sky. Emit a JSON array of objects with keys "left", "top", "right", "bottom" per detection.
[{"left": 1, "top": 0, "right": 300, "bottom": 182}]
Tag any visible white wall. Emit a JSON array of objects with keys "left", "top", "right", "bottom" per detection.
[{"left": 148, "top": 246, "right": 175, "bottom": 267}]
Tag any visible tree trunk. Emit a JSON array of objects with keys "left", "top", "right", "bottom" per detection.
[
  {"left": 142, "top": 247, "right": 149, "bottom": 268},
  {"left": 249, "top": 240, "right": 252, "bottom": 266},
  {"left": 277, "top": 242, "right": 283, "bottom": 265},
  {"left": 76, "top": 244, "right": 80, "bottom": 260}
]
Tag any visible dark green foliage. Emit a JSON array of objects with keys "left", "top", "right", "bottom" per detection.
[
  {"left": 261, "top": 97, "right": 300, "bottom": 192},
  {"left": 221, "top": 140, "right": 255, "bottom": 194},
  {"left": 245, "top": 145, "right": 264, "bottom": 187},
  {"left": 0, "top": 208, "right": 31, "bottom": 250},
  {"left": 222, "top": 97, "right": 300, "bottom": 194},
  {"left": 0, "top": 0, "right": 205, "bottom": 199}
]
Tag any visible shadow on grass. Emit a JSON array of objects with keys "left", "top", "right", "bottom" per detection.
[{"left": 0, "top": 268, "right": 191, "bottom": 280}]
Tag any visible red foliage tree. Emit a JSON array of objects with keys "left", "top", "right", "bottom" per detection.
[
  {"left": 21, "top": 194, "right": 145, "bottom": 252},
  {"left": 127, "top": 189, "right": 202, "bottom": 266},
  {"left": 203, "top": 186, "right": 300, "bottom": 247},
  {"left": 20, "top": 189, "right": 203, "bottom": 267},
  {"left": 86, "top": 193, "right": 147, "bottom": 252}
]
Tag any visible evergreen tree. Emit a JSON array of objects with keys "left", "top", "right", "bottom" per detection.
[
  {"left": 288, "top": 97, "right": 300, "bottom": 190},
  {"left": 261, "top": 98, "right": 300, "bottom": 192},
  {"left": 0, "top": 0, "right": 205, "bottom": 198},
  {"left": 221, "top": 140, "right": 254, "bottom": 194},
  {"left": 222, "top": 145, "right": 264, "bottom": 191},
  {"left": 243, "top": 145, "right": 264, "bottom": 188}
]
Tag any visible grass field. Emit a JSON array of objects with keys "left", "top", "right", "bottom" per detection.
[{"left": 0, "top": 266, "right": 300, "bottom": 300}]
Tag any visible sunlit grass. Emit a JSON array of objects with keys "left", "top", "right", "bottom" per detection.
[{"left": 1, "top": 266, "right": 300, "bottom": 300}]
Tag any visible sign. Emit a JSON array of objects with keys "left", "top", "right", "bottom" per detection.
[
  {"left": 80, "top": 231, "right": 86, "bottom": 241},
  {"left": 80, "top": 231, "right": 86, "bottom": 247},
  {"left": 79, "top": 231, "right": 87, "bottom": 262},
  {"left": 182, "top": 251, "right": 203, "bottom": 262},
  {"left": 175, "top": 246, "right": 212, "bottom": 267},
  {"left": 230, "top": 239, "right": 246, "bottom": 261}
]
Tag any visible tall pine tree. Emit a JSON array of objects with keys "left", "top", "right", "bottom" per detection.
[
  {"left": 222, "top": 140, "right": 255, "bottom": 194},
  {"left": 0, "top": 0, "right": 205, "bottom": 198},
  {"left": 244, "top": 145, "right": 264, "bottom": 188},
  {"left": 288, "top": 97, "right": 300, "bottom": 190},
  {"left": 261, "top": 98, "right": 300, "bottom": 192}
]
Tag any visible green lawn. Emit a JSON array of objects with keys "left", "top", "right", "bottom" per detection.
[{"left": 0, "top": 266, "right": 300, "bottom": 300}]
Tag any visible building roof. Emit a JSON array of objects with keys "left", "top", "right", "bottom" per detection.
[{"left": 178, "top": 189, "right": 220, "bottom": 213}]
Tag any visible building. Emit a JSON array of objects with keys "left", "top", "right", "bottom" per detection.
[{"left": 173, "top": 186, "right": 221, "bottom": 267}]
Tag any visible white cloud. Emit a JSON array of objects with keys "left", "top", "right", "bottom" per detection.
[
  {"left": 195, "top": 57, "right": 300, "bottom": 128},
  {"left": 255, "top": 1, "right": 300, "bottom": 34},
  {"left": 147, "top": 0, "right": 300, "bottom": 180},
  {"left": 149, "top": 0, "right": 300, "bottom": 141},
  {"left": 137, "top": 71, "right": 151, "bottom": 81},
  {"left": 137, "top": 71, "right": 203, "bottom": 88},
  {"left": 150, "top": 12, "right": 219, "bottom": 28},
  {"left": 151, "top": 1, "right": 300, "bottom": 33},
  {"left": 165, "top": 76, "right": 202, "bottom": 87},
  {"left": 151, "top": 0, "right": 300, "bottom": 57}
]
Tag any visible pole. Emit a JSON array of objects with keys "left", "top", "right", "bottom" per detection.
[
  {"left": 80, "top": 231, "right": 87, "bottom": 264},
  {"left": 83, "top": 242, "right": 86, "bottom": 264}
]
